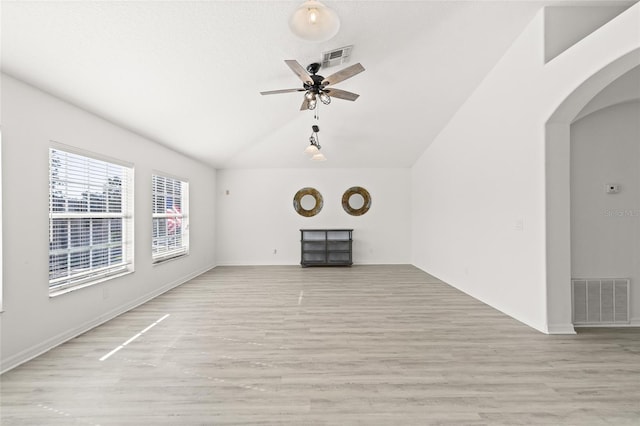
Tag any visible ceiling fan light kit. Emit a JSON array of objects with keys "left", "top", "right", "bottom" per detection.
[
  {"left": 289, "top": 0, "right": 340, "bottom": 42},
  {"left": 319, "top": 92, "right": 331, "bottom": 105}
]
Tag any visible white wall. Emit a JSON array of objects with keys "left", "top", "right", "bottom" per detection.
[
  {"left": 216, "top": 168, "right": 410, "bottom": 265},
  {"left": 0, "top": 74, "right": 217, "bottom": 372},
  {"left": 571, "top": 101, "right": 640, "bottom": 323},
  {"left": 412, "top": 4, "right": 640, "bottom": 333}
]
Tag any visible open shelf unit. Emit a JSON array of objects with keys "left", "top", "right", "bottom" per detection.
[{"left": 300, "top": 229, "right": 353, "bottom": 267}]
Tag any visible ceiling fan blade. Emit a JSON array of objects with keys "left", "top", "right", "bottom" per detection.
[
  {"left": 300, "top": 98, "right": 310, "bottom": 111},
  {"left": 285, "top": 60, "right": 314, "bottom": 85},
  {"left": 324, "top": 88, "right": 360, "bottom": 101},
  {"left": 321, "top": 63, "right": 365, "bottom": 86},
  {"left": 260, "top": 88, "right": 305, "bottom": 95}
]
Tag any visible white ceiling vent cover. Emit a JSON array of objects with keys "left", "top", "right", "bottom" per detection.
[{"left": 322, "top": 45, "right": 353, "bottom": 68}]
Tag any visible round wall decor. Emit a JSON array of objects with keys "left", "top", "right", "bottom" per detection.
[
  {"left": 293, "top": 187, "right": 323, "bottom": 217},
  {"left": 342, "top": 186, "right": 371, "bottom": 216}
]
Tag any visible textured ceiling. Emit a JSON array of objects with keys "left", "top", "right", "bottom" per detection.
[{"left": 0, "top": 1, "right": 634, "bottom": 169}]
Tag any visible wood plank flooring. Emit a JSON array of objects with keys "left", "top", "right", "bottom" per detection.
[{"left": 1, "top": 265, "right": 639, "bottom": 425}]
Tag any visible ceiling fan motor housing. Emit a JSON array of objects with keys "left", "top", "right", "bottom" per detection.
[{"left": 304, "top": 74, "right": 326, "bottom": 92}]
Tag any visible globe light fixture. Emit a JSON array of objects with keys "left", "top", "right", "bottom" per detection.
[{"left": 289, "top": 0, "right": 340, "bottom": 42}]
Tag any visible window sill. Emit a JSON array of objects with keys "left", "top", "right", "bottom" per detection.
[
  {"left": 152, "top": 252, "right": 189, "bottom": 266},
  {"left": 49, "top": 270, "right": 134, "bottom": 298}
]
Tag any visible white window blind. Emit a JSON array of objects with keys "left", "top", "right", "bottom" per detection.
[
  {"left": 152, "top": 174, "right": 189, "bottom": 262},
  {"left": 49, "top": 147, "right": 133, "bottom": 294}
]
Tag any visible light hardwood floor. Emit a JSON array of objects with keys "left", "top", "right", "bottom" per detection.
[{"left": 1, "top": 265, "right": 639, "bottom": 425}]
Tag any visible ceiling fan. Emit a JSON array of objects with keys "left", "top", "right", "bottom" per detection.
[{"left": 260, "top": 60, "right": 365, "bottom": 111}]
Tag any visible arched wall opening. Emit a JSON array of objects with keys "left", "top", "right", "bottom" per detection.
[{"left": 545, "top": 49, "right": 640, "bottom": 333}]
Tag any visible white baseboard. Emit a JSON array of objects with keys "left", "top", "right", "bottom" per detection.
[
  {"left": 215, "top": 261, "right": 299, "bottom": 266},
  {"left": 1, "top": 263, "right": 216, "bottom": 374},
  {"left": 546, "top": 323, "right": 577, "bottom": 334},
  {"left": 630, "top": 317, "right": 640, "bottom": 326}
]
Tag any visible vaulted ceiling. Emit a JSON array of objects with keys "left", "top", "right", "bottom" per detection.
[{"left": 1, "top": 1, "right": 634, "bottom": 169}]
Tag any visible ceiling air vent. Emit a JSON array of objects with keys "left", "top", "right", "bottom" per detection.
[{"left": 322, "top": 45, "right": 353, "bottom": 69}]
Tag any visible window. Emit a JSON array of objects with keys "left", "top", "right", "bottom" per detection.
[
  {"left": 0, "top": 129, "right": 2, "bottom": 311},
  {"left": 152, "top": 174, "right": 189, "bottom": 262},
  {"left": 49, "top": 146, "right": 133, "bottom": 294}
]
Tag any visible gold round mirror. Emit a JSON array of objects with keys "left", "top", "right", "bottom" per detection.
[
  {"left": 293, "top": 187, "right": 323, "bottom": 217},
  {"left": 342, "top": 186, "right": 371, "bottom": 216}
]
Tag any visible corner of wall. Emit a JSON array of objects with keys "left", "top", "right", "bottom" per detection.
[{"left": 546, "top": 323, "right": 577, "bottom": 335}]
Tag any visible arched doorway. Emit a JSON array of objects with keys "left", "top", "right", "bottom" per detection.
[{"left": 545, "top": 50, "right": 640, "bottom": 332}]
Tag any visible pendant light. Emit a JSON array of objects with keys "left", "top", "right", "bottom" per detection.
[{"left": 305, "top": 125, "right": 327, "bottom": 161}]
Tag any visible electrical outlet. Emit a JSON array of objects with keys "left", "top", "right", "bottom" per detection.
[{"left": 273, "top": 249, "right": 277, "bottom": 254}]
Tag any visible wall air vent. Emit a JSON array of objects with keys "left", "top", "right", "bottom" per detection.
[
  {"left": 322, "top": 45, "right": 353, "bottom": 69},
  {"left": 572, "top": 278, "right": 629, "bottom": 325}
]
